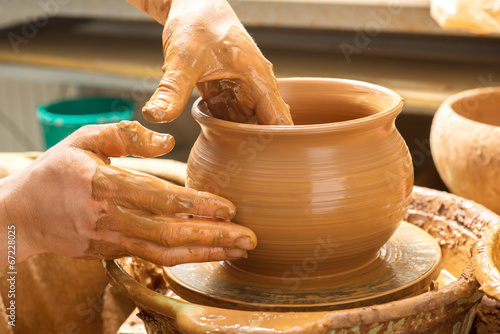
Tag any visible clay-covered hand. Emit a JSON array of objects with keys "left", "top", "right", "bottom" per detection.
[
  {"left": 128, "top": 0, "right": 293, "bottom": 125},
  {"left": 0, "top": 121, "right": 256, "bottom": 267}
]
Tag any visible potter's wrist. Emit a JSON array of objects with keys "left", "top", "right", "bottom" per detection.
[
  {"left": 0, "top": 175, "right": 15, "bottom": 230},
  {"left": 0, "top": 176, "right": 15, "bottom": 267},
  {"left": 0, "top": 174, "right": 39, "bottom": 265},
  {"left": 127, "top": 0, "right": 173, "bottom": 24}
]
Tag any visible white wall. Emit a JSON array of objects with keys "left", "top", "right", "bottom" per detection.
[{"left": 0, "top": 77, "right": 78, "bottom": 151}]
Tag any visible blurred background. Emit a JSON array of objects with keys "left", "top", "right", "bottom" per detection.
[{"left": 1, "top": 0, "right": 499, "bottom": 190}]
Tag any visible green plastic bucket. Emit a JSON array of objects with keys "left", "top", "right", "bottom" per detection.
[{"left": 36, "top": 97, "right": 135, "bottom": 149}]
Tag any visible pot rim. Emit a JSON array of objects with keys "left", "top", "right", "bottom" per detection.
[
  {"left": 192, "top": 77, "right": 404, "bottom": 135},
  {"left": 439, "top": 86, "right": 500, "bottom": 127}
]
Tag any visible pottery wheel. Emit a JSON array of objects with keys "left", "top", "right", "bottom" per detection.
[{"left": 164, "top": 222, "right": 442, "bottom": 311}]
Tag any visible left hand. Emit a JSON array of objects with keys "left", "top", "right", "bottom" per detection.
[{"left": 0, "top": 121, "right": 256, "bottom": 267}]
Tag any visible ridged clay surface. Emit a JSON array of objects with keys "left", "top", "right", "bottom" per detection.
[{"left": 186, "top": 78, "right": 414, "bottom": 278}]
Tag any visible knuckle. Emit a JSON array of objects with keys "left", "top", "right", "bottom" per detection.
[
  {"left": 92, "top": 166, "right": 115, "bottom": 199},
  {"left": 116, "top": 120, "right": 133, "bottom": 128},
  {"left": 157, "top": 250, "right": 178, "bottom": 266},
  {"left": 252, "top": 57, "right": 274, "bottom": 74},
  {"left": 263, "top": 60, "right": 274, "bottom": 73},
  {"left": 116, "top": 120, "right": 141, "bottom": 134},
  {"left": 211, "top": 229, "right": 224, "bottom": 247},
  {"left": 163, "top": 18, "right": 182, "bottom": 39},
  {"left": 221, "top": 41, "right": 242, "bottom": 58},
  {"left": 159, "top": 228, "right": 172, "bottom": 248},
  {"left": 203, "top": 248, "right": 216, "bottom": 262},
  {"left": 265, "top": 59, "right": 273, "bottom": 69},
  {"left": 71, "top": 124, "right": 100, "bottom": 138},
  {"left": 92, "top": 210, "right": 110, "bottom": 231},
  {"left": 159, "top": 75, "right": 183, "bottom": 95}
]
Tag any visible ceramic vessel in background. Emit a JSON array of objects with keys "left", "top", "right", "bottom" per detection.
[
  {"left": 431, "top": 87, "right": 500, "bottom": 214},
  {"left": 186, "top": 78, "right": 413, "bottom": 277}
]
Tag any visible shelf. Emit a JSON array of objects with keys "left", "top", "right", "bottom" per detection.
[
  {"left": 1, "top": 20, "right": 499, "bottom": 115},
  {"left": 2, "top": 0, "right": 476, "bottom": 36}
]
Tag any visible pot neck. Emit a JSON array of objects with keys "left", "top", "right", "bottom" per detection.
[{"left": 192, "top": 98, "right": 403, "bottom": 138}]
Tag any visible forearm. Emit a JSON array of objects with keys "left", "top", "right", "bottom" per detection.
[
  {"left": 127, "top": 0, "right": 173, "bottom": 25},
  {"left": 1, "top": 176, "right": 16, "bottom": 267},
  {"left": 0, "top": 173, "right": 38, "bottom": 267}
]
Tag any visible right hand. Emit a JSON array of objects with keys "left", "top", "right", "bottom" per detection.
[{"left": 130, "top": 0, "right": 294, "bottom": 125}]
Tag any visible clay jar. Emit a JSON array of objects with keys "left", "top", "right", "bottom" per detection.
[
  {"left": 431, "top": 87, "right": 500, "bottom": 214},
  {"left": 187, "top": 78, "right": 413, "bottom": 277}
]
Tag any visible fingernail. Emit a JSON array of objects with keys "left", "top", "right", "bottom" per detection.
[
  {"left": 235, "top": 236, "right": 255, "bottom": 250},
  {"left": 215, "top": 207, "right": 233, "bottom": 220},
  {"left": 152, "top": 132, "right": 173, "bottom": 142},
  {"left": 142, "top": 102, "right": 168, "bottom": 123},
  {"left": 226, "top": 248, "right": 246, "bottom": 258},
  {"left": 151, "top": 133, "right": 175, "bottom": 151}
]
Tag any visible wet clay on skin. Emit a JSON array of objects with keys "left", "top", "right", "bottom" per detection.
[
  {"left": 473, "top": 226, "right": 500, "bottom": 303},
  {"left": 431, "top": 87, "right": 500, "bottom": 214},
  {"left": 84, "top": 122, "right": 257, "bottom": 264},
  {"left": 0, "top": 120, "right": 256, "bottom": 267},
  {"left": 127, "top": 0, "right": 293, "bottom": 126}
]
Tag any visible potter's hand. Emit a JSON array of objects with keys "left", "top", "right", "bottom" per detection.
[
  {"left": 0, "top": 121, "right": 256, "bottom": 267},
  {"left": 128, "top": 0, "right": 293, "bottom": 125}
]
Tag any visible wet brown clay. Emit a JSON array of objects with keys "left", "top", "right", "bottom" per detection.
[
  {"left": 186, "top": 78, "right": 413, "bottom": 278},
  {"left": 127, "top": 0, "right": 294, "bottom": 125},
  {"left": 0, "top": 120, "right": 255, "bottom": 270},
  {"left": 472, "top": 224, "right": 500, "bottom": 302},
  {"left": 104, "top": 186, "right": 500, "bottom": 333},
  {"left": 164, "top": 221, "right": 442, "bottom": 311},
  {"left": 431, "top": 87, "right": 500, "bottom": 214}
]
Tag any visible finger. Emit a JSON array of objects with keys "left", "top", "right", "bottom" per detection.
[
  {"left": 232, "top": 81, "right": 259, "bottom": 124},
  {"left": 202, "top": 24, "right": 293, "bottom": 125},
  {"left": 251, "top": 69, "right": 294, "bottom": 125},
  {"left": 255, "top": 91, "right": 292, "bottom": 125},
  {"left": 92, "top": 165, "right": 236, "bottom": 219},
  {"left": 71, "top": 121, "right": 175, "bottom": 158},
  {"left": 143, "top": 58, "right": 198, "bottom": 123},
  {"left": 197, "top": 80, "right": 255, "bottom": 124},
  {"left": 122, "top": 240, "right": 248, "bottom": 267},
  {"left": 86, "top": 238, "right": 128, "bottom": 260},
  {"left": 99, "top": 206, "right": 256, "bottom": 250}
]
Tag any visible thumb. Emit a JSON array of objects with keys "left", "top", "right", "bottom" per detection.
[
  {"left": 70, "top": 121, "right": 175, "bottom": 158},
  {"left": 143, "top": 60, "right": 197, "bottom": 123}
]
